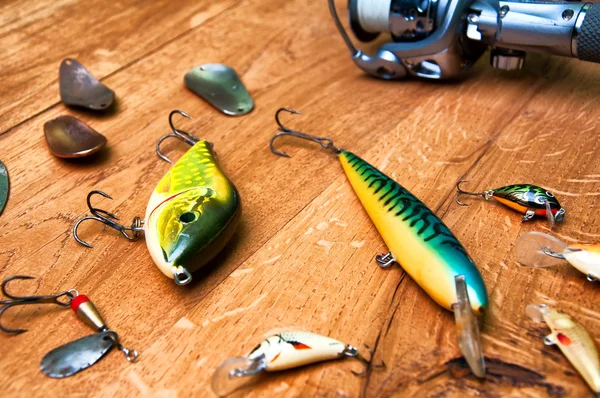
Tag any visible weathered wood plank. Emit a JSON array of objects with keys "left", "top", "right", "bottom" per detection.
[
  {"left": 1, "top": 0, "right": 600, "bottom": 397},
  {"left": 0, "top": 0, "right": 236, "bottom": 133}
]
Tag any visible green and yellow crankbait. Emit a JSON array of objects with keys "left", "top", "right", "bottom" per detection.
[
  {"left": 74, "top": 110, "right": 241, "bottom": 285},
  {"left": 456, "top": 181, "right": 565, "bottom": 228},
  {"left": 270, "top": 108, "right": 488, "bottom": 377}
]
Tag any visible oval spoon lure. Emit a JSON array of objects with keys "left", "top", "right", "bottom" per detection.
[
  {"left": 41, "top": 293, "right": 138, "bottom": 378},
  {"left": 73, "top": 110, "right": 241, "bottom": 285},
  {"left": 527, "top": 304, "right": 600, "bottom": 396},
  {"left": 270, "top": 108, "right": 488, "bottom": 378},
  {"left": 515, "top": 232, "right": 600, "bottom": 282},
  {"left": 456, "top": 181, "right": 565, "bottom": 228},
  {"left": 211, "top": 331, "right": 382, "bottom": 396}
]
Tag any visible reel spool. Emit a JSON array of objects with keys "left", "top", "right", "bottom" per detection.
[{"left": 349, "top": 0, "right": 437, "bottom": 42}]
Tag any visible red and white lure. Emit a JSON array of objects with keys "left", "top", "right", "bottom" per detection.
[
  {"left": 211, "top": 331, "right": 381, "bottom": 396},
  {"left": 527, "top": 304, "right": 600, "bottom": 396},
  {"left": 515, "top": 232, "right": 600, "bottom": 282}
]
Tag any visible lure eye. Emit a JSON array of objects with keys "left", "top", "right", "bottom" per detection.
[
  {"left": 546, "top": 191, "right": 554, "bottom": 198},
  {"left": 179, "top": 212, "right": 198, "bottom": 224}
]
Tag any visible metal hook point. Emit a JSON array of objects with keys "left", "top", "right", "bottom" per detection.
[
  {"left": 0, "top": 305, "right": 28, "bottom": 334},
  {"left": 1, "top": 276, "right": 75, "bottom": 334},
  {"left": 73, "top": 191, "right": 143, "bottom": 248},
  {"left": 270, "top": 108, "right": 342, "bottom": 158},
  {"left": 2, "top": 275, "right": 35, "bottom": 298},
  {"left": 275, "top": 107, "right": 301, "bottom": 131},
  {"left": 169, "top": 110, "right": 192, "bottom": 134},
  {"left": 455, "top": 180, "right": 488, "bottom": 206},
  {"left": 269, "top": 131, "right": 292, "bottom": 158},
  {"left": 157, "top": 110, "right": 200, "bottom": 163},
  {"left": 343, "top": 344, "right": 385, "bottom": 377}
]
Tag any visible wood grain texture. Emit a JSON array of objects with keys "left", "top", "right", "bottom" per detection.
[{"left": 1, "top": 0, "right": 600, "bottom": 397}]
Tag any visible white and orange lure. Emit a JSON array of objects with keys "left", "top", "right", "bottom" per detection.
[
  {"left": 527, "top": 304, "right": 600, "bottom": 396},
  {"left": 211, "top": 331, "right": 381, "bottom": 396},
  {"left": 515, "top": 232, "right": 600, "bottom": 281}
]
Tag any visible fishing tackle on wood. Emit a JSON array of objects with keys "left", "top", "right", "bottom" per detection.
[
  {"left": 0, "top": 276, "right": 137, "bottom": 378},
  {"left": 270, "top": 108, "right": 488, "bottom": 378},
  {"left": 41, "top": 292, "right": 139, "bottom": 378},
  {"left": 527, "top": 304, "right": 600, "bottom": 396},
  {"left": 73, "top": 110, "right": 241, "bottom": 286},
  {"left": 455, "top": 180, "right": 565, "bottom": 228},
  {"left": 211, "top": 331, "right": 384, "bottom": 396},
  {"left": 515, "top": 232, "right": 600, "bottom": 282}
]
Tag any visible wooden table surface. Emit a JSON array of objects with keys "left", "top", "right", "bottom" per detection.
[{"left": 2, "top": 0, "right": 600, "bottom": 397}]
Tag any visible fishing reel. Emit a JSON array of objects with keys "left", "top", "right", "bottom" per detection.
[{"left": 329, "top": 0, "right": 600, "bottom": 79}]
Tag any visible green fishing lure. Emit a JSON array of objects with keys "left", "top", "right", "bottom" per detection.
[
  {"left": 74, "top": 111, "right": 241, "bottom": 285},
  {"left": 0, "top": 160, "right": 9, "bottom": 217}
]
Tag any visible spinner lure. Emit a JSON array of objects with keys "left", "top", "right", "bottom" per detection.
[
  {"left": 515, "top": 232, "right": 600, "bottom": 282},
  {"left": 270, "top": 108, "right": 488, "bottom": 377},
  {"left": 211, "top": 331, "right": 382, "bottom": 396},
  {"left": 527, "top": 304, "right": 600, "bottom": 396},
  {"left": 456, "top": 181, "right": 565, "bottom": 227},
  {"left": 73, "top": 110, "right": 241, "bottom": 285},
  {"left": 0, "top": 276, "right": 137, "bottom": 378}
]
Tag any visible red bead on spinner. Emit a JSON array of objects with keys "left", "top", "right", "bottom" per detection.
[{"left": 70, "top": 294, "right": 107, "bottom": 332}]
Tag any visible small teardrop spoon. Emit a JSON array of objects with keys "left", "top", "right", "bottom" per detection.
[
  {"left": 41, "top": 331, "right": 118, "bottom": 378},
  {"left": 59, "top": 58, "right": 114, "bottom": 110},
  {"left": 44, "top": 116, "right": 107, "bottom": 158},
  {"left": 184, "top": 64, "right": 253, "bottom": 116}
]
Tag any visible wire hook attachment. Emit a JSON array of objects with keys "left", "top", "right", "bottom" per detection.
[
  {"left": 73, "top": 190, "right": 144, "bottom": 248},
  {"left": 455, "top": 180, "right": 493, "bottom": 206},
  {"left": 270, "top": 108, "right": 343, "bottom": 157},
  {"left": 342, "top": 344, "right": 386, "bottom": 377},
  {"left": 156, "top": 110, "right": 200, "bottom": 163},
  {"left": 0, "top": 276, "right": 77, "bottom": 334}
]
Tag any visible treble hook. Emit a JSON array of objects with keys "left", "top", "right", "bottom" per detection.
[
  {"left": 73, "top": 190, "right": 144, "bottom": 248},
  {"left": 0, "top": 276, "right": 77, "bottom": 334},
  {"left": 342, "top": 344, "right": 386, "bottom": 377},
  {"left": 270, "top": 108, "right": 343, "bottom": 157},
  {"left": 455, "top": 180, "right": 492, "bottom": 206},
  {"left": 156, "top": 110, "right": 200, "bottom": 163}
]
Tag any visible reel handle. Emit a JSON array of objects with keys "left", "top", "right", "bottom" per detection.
[{"left": 576, "top": 3, "right": 600, "bottom": 64}]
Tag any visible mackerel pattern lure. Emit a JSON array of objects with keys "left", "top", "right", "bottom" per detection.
[
  {"left": 456, "top": 181, "right": 565, "bottom": 227},
  {"left": 527, "top": 304, "right": 600, "bottom": 396},
  {"left": 269, "top": 108, "right": 487, "bottom": 378},
  {"left": 73, "top": 110, "right": 241, "bottom": 285},
  {"left": 211, "top": 331, "right": 381, "bottom": 396},
  {"left": 0, "top": 276, "right": 137, "bottom": 378},
  {"left": 516, "top": 232, "right": 600, "bottom": 282}
]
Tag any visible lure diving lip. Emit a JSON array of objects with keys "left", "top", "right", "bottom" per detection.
[
  {"left": 456, "top": 180, "right": 566, "bottom": 228},
  {"left": 515, "top": 231, "right": 600, "bottom": 282},
  {"left": 211, "top": 331, "right": 382, "bottom": 396},
  {"left": 269, "top": 108, "right": 488, "bottom": 378},
  {"left": 527, "top": 304, "right": 600, "bottom": 396},
  {"left": 73, "top": 110, "right": 242, "bottom": 285}
]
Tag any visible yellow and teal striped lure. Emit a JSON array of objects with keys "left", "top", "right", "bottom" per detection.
[
  {"left": 74, "top": 111, "right": 241, "bottom": 285},
  {"left": 270, "top": 108, "right": 488, "bottom": 376},
  {"left": 270, "top": 109, "right": 487, "bottom": 313}
]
